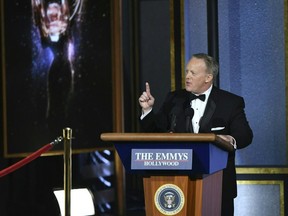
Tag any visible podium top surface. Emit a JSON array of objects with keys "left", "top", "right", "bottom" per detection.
[{"left": 101, "top": 133, "right": 234, "bottom": 152}]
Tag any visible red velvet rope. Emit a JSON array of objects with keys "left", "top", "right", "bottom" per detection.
[{"left": 0, "top": 143, "right": 54, "bottom": 178}]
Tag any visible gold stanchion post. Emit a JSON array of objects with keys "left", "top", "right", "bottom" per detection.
[{"left": 63, "top": 128, "right": 72, "bottom": 216}]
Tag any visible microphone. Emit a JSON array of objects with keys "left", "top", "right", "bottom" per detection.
[
  {"left": 168, "top": 106, "right": 181, "bottom": 133},
  {"left": 185, "top": 107, "right": 194, "bottom": 133}
]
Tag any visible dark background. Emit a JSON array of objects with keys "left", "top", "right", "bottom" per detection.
[
  {"left": 1, "top": 1, "right": 116, "bottom": 216},
  {"left": 3, "top": 0, "right": 113, "bottom": 155}
]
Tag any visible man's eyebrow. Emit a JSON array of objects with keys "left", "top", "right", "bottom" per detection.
[{"left": 185, "top": 69, "right": 196, "bottom": 73}]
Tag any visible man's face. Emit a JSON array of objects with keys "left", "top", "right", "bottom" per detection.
[{"left": 185, "top": 57, "right": 212, "bottom": 94}]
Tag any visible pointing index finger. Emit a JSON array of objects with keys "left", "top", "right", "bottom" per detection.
[{"left": 145, "top": 82, "right": 151, "bottom": 96}]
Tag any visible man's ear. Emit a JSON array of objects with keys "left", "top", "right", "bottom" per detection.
[{"left": 205, "top": 74, "right": 213, "bottom": 83}]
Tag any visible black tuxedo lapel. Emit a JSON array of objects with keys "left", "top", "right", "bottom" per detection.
[{"left": 199, "top": 96, "right": 216, "bottom": 132}]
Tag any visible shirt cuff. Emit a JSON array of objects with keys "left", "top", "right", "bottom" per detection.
[{"left": 140, "top": 108, "right": 152, "bottom": 120}]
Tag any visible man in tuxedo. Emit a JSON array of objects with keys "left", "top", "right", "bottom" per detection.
[{"left": 138, "top": 53, "right": 253, "bottom": 216}]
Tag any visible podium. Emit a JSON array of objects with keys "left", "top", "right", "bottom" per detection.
[{"left": 100, "top": 133, "right": 233, "bottom": 216}]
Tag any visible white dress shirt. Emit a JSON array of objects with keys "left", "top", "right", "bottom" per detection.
[{"left": 191, "top": 85, "right": 212, "bottom": 133}]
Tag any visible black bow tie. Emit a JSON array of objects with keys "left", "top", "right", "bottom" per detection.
[{"left": 190, "top": 93, "right": 206, "bottom": 102}]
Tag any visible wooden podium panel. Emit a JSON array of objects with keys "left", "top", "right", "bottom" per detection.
[{"left": 143, "top": 172, "right": 222, "bottom": 216}]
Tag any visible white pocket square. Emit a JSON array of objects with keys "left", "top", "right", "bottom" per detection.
[{"left": 211, "top": 127, "right": 225, "bottom": 131}]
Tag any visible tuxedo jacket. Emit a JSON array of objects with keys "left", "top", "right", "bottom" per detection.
[{"left": 140, "top": 86, "right": 253, "bottom": 199}]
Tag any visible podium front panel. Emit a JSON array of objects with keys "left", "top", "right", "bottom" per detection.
[{"left": 114, "top": 141, "right": 228, "bottom": 175}]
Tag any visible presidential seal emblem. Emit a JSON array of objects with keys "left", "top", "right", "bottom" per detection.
[{"left": 154, "top": 184, "right": 185, "bottom": 215}]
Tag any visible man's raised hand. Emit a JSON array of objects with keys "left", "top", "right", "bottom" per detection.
[{"left": 138, "top": 82, "right": 155, "bottom": 112}]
